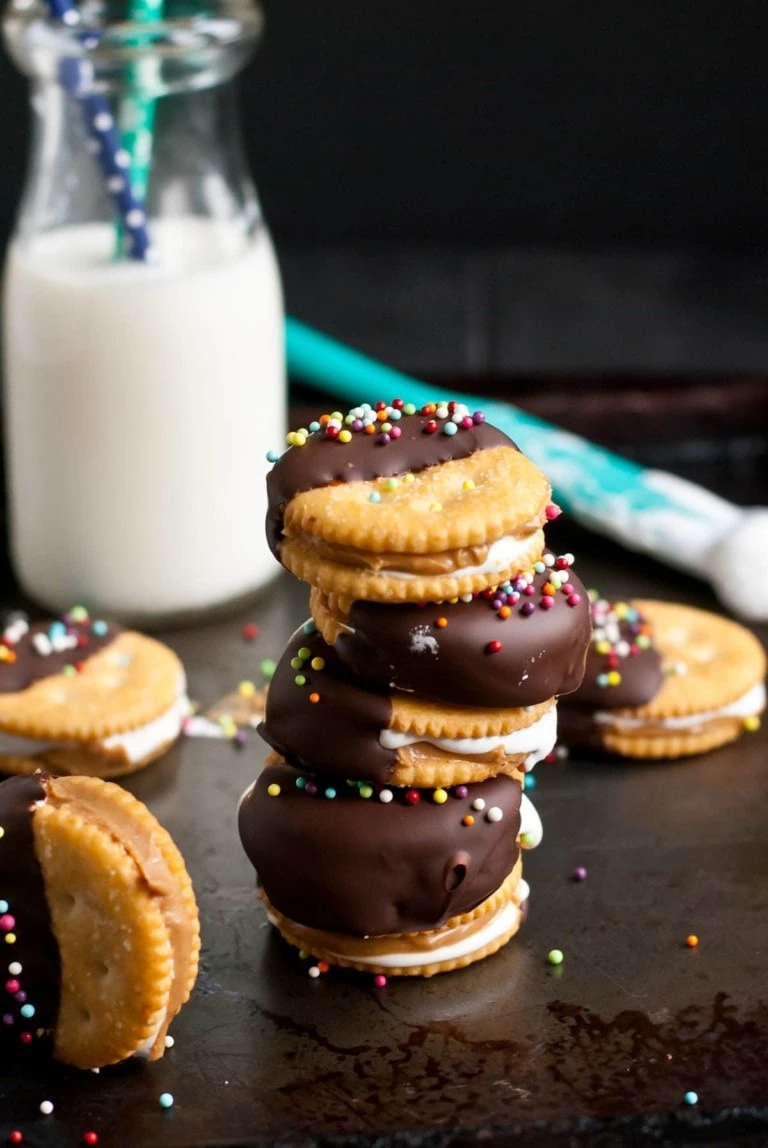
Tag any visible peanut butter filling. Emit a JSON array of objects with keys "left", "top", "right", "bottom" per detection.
[
  {"left": 44, "top": 777, "right": 195, "bottom": 1055},
  {"left": 285, "top": 527, "right": 538, "bottom": 576},
  {"left": 395, "top": 740, "right": 529, "bottom": 769}
]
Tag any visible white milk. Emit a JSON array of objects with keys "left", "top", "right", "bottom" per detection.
[{"left": 3, "top": 216, "right": 285, "bottom": 621}]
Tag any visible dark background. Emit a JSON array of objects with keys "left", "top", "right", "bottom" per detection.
[
  {"left": 3, "top": 3, "right": 768, "bottom": 384},
  {"left": 3, "top": 2, "right": 768, "bottom": 250},
  {"left": 249, "top": 1, "right": 768, "bottom": 250}
]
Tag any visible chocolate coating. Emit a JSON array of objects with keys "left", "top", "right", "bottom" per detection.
[
  {"left": 561, "top": 603, "right": 663, "bottom": 712},
  {"left": 239, "top": 762, "right": 522, "bottom": 936},
  {"left": 259, "top": 625, "right": 396, "bottom": 784},
  {"left": 332, "top": 566, "right": 591, "bottom": 708},
  {"left": 266, "top": 409, "right": 516, "bottom": 555},
  {"left": 0, "top": 775, "right": 60, "bottom": 1054},
  {"left": 0, "top": 618, "right": 119, "bottom": 695}
]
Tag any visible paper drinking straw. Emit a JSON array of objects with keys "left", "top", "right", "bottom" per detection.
[
  {"left": 120, "top": 0, "right": 164, "bottom": 199},
  {"left": 284, "top": 317, "right": 760, "bottom": 614},
  {"left": 116, "top": 0, "right": 164, "bottom": 256},
  {"left": 46, "top": 0, "right": 152, "bottom": 260}
]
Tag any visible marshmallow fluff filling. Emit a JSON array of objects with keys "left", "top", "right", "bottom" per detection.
[
  {"left": 267, "top": 878, "right": 531, "bottom": 970},
  {"left": 595, "top": 681, "right": 766, "bottom": 732},
  {"left": 380, "top": 703, "right": 557, "bottom": 770},
  {"left": 519, "top": 793, "right": 543, "bottom": 848}
]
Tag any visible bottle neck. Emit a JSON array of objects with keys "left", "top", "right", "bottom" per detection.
[
  {"left": 15, "top": 72, "right": 261, "bottom": 251},
  {"left": 5, "top": 1, "right": 263, "bottom": 255}
]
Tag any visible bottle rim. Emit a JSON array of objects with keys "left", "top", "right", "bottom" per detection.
[{"left": 4, "top": 0, "right": 263, "bottom": 65}]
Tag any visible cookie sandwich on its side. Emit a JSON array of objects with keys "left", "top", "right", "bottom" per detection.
[{"left": 0, "top": 773, "right": 200, "bottom": 1068}]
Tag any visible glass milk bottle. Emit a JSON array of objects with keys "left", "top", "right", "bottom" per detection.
[{"left": 2, "top": 0, "right": 284, "bottom": 623}]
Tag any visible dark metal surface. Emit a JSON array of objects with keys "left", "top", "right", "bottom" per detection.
[{"left": 1, "top": 520, "right": 767, "bottom": 1147}]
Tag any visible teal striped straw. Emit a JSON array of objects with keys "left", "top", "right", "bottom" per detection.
[{"left": 117, "top": 0, "right": 164, "bottom": 255}]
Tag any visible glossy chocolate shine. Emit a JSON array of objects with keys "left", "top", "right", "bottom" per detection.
[
  {"left": 0, "top": 775, "right": 60, "bottom": 1053},
  {"left": 266, "top": 409, "right": 516, "bottom": 555},
  {"left": 332, "top": 566, "right": 591, "bottom": 707},
  {"left": 239, "top": 763, "right": 522, "bottom": 936},
  {"left": 0, "top": 621, "right": 119, "bottom": 695},
  {"left": 258, "top": 625, "right": 396, "bottom": 784}
]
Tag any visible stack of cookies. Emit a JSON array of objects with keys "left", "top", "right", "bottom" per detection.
[{"left": 240, "top": 400, "right": 591, "bottom": 977}]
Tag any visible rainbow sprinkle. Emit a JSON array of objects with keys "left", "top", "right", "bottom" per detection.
[{"left": 272, "top": 400, "right": 488, "bottom": 456}]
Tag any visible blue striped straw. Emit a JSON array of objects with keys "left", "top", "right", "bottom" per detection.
[{"left": 46, "top": 0, "right": 152, "bottom": 260}]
